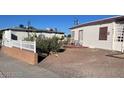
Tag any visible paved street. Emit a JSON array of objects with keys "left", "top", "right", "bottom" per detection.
[{"left": 0, "top": 52, "right": 59, "bottom": 78}]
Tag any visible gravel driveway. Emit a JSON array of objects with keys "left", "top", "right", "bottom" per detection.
[
  {"left": 1, "top": 48, "right": 124, "bottom": 78},
  {"left": 38, "top": 48, "right": 124, "bottom": 78}
]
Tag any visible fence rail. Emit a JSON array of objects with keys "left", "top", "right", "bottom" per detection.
[{"left": 2, "top": 40, "right": 36, "bottom": 53}]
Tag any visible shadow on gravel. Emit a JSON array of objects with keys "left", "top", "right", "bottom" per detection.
[
  {"left": 57, "top": 48, "right": 65, "bottom": 53},
  {"left": 37, "top": 48, "right": 65, "bottom": 63},
  {"left": 106, "top": 52, "right": 124, "bottom": 59},
  {"left": 38, "top": 55, "right": 47, "bottom": 63}
]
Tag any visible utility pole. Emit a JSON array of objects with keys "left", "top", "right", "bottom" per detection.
[
  {"left": 27, "top": 21, "right": 31, "bottom": 29},
  {"left": 27, "top": 21, "right": 31, "bottom": 38},
  {"left": 74, "top": 17, "right": 79, "bottom": 26}
]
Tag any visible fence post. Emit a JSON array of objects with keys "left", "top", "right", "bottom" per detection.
[
  {"left": 34, "top": 40, "right": 36, "bottom": 53},
  {"left": 20, "top": 40, "right": 22, "bottom": 50}
]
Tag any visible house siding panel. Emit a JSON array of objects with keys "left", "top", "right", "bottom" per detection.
[{"left": 71, "top": 22, "right": 113, "bottom": 50}]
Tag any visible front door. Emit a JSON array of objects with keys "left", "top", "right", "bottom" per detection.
[{"left": 78, "top": 30, "right": 83, "bottom": 45}]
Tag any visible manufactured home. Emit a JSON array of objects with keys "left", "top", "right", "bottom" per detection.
[
  {"left": 1, "top": 26, "right": 64, "bottom": 42},
  {"left": 70, "top": 16, "right": 124, "bottom": 52},
  {"left": 0, "top": 26, "right": 64, "bottom": 64},
  {"left": 0, "top": 26, "right": 64, "bottom": 52}
]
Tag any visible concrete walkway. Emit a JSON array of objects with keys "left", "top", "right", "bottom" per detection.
[{"left": 0, "top": 52, "right": 60, "bottom": 78}]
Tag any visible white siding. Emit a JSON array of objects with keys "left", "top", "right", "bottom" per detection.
[
  {"left": 3, "top": 30, "right": 11, "bottom": 41},
  {"left": 11, "top": 31, "right": 28, "bottom": 40},
  {"left": 71, "top": 22, "right": 114, "bottom": 50},
  {"left": 10, "top": 31, "right": 64, "bottom": 41}
]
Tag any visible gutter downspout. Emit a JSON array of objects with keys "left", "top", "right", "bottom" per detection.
[{"left": 112, "top": 21, "right": 116, "bottom": 51}]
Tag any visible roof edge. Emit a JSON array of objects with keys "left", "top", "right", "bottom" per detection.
[
  {"left": 69, "top": 15, "right": 123, "bottom": 29},
  {"left": 0, "top": 28, "right": 64, "bottom": 34}
]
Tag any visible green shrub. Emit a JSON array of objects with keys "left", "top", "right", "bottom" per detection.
[
  {"left": 36, "top": 36, "right": 50, "bottom": 54},
  {"left": 49, "top": 36, "right": 62, "bottom": 52},
  {"left": 36, "top": 36, "right": 62, "bottom": 54},
  {"left": 24, "top": 34, "right": 63, "bottom": 54},
  {"left": 24, "top": 36, "right": 34, "bottom": 41},
  {"left": 23, "top": 32, "right": 37, "bottom": 41}
]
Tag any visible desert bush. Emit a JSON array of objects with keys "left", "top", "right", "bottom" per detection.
[
  {"left": 36, "top": 35, "right": 62, "bottom": 54},
  {"left": 23, "top": 32, "right": 37, "bottom": 41},
  {"left": 36, "top": 36, "right": 50, "bottom": 54},
  {"left": 24, "top": 36, "right": 34, "bottom": 41},
  {"left": 49, "top": 36, "right": 62, "bottom": 52},
  {"left": 24, "top": 34, "right": 63, "bottom": 54}
]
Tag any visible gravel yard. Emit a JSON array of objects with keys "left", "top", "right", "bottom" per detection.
[{"left": 38, "top": 48, "right": 124, "bottom": 78}]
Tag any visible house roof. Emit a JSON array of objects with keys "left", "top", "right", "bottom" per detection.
[
  {"left": 70, "top": 16, "right": 124, "bottom": 29},
  {"left": 0, "top": 27, "right": 64, "bottom": 34}
]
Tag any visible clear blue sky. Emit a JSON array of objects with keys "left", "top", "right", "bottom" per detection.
[{"left": 0, "top": 15, "right": 116, "bottom": 35}]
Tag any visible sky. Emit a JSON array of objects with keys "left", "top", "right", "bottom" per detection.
[{"left": 0, "top": 15, "right": 116, "bottom": 35}]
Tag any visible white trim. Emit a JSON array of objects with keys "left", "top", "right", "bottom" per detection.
[{"left": 112, "top": 21, "right": 116, "bottom": 50}]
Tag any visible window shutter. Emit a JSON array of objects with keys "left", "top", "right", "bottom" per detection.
[{"left": 99, "top": 27, "right": 108, "bottom": 40}]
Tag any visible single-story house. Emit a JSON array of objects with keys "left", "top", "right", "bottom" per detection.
[
  {"left": 70, "top": 16, "right": 124, "bottom": 52},
  {"left": 0, "top": 26, "right": 64, "bottom": 64},
  {"left": 0, "top": 26, "right": 64, "bottom": 42}
]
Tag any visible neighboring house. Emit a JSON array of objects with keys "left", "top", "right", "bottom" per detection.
[
  {"left": 0, "top": 26, "right": 64, "bottom": 64},
  {"left": 70, "top": 16, "right": 124, "bottom": 52},
  {"left": 0, "top": 26, "right": 64, "bottom": 41}
]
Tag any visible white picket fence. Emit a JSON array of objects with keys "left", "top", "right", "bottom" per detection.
[{"left": 2, "top": 40, "right": 36, "bottom": 53}]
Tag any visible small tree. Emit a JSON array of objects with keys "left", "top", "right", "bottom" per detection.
[
  {"left": 36, "top": 36, "right": 62, "bottom": 54},
  {"left": 49, "top": 36, "right": 62, "bottom": 52},
  {"left": 23, "top": 31, "right": 37, "bottom": 41},
  {"left": 36, "top": 35, "right": 50, "bottom": 54},
  {"left": 24, "top": 34, "right": 63, "bottom": 54}
]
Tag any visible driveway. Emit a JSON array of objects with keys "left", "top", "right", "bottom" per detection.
[
  {"left": 38, "top": 48, "right": 124, "bottom": 78},
  {"left": 0, "top": 52, "right": 59, "bottom": 78},
  {"left": 1, "top": 48, "right": 124, "bottom": 78}
]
